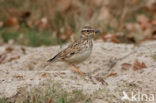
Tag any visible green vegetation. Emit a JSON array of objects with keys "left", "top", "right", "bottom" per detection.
[
  {"left": 0, "top": 26, "right": 60, "bottom": 46},
  {"left": 0, "top": 83, "right": 92, "bottom": 103},
  {"left": 0, "top": 0, "right": 155, "bottom": 46}
]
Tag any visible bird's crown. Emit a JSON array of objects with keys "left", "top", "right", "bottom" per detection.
[{"left": 81, "top": 26, "right": 99, "bottom": 38}]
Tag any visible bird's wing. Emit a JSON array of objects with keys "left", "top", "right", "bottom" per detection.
[{"left": 47, "top": 39, "right": 86, "bottom": 62}]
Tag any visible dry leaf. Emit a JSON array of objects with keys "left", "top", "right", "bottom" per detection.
[
  {"left": 121, "top": 63, "right": 132, "bottom": 70},
  {"left": 108, "top": 73, "right": 117, "bottom": 77},
  {"left": 112, "top": 35, "right": 120, "bottom": 43},
  {"left": 8, "top": 56, "right": 20, "bottom": 62},
  {"left": 95, "top": 76, "right": 105, "bottom": 85},
  {"left": 41, "top": 73, "right": 47, "bottom": 78},
  {"left": 30, "top": 78, "right": 33, "bottom": 80},
  {"left": 136, "top": 14, "right": 150, "bottom": 30},
  {"left": 6, "top": 17, "right": 19, "bottom": 27},
  {"left": 133, "top": 59, "right": 147, "bottom": 70},
  {"left": 0, "top": 54, "right": 7, "bottom": 64},
  {"left": 141, "top": 62, "right": 147, "bottom": 68},
  {"left": 5, "top": 47, "right": 13, "bottom": 52},
  {"left": 133, "top": 60, "right": 141, "bottom": 70},
  {"left": 14, "top": 75, "right": 23, "bottom": 79},
  {"left": 101, "top": 33, "right": 120, "bottom": 43},
  {"left": 21, "top": 47, "right": 26, "bottom": 54}
]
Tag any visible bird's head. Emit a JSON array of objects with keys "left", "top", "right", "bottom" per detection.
[{"left": 81, "top": 26, "right": 100, "bottom": 38}]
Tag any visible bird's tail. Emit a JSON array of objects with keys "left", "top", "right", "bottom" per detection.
[
  {"left": 47, "top": 58, "right": 53, "bottom": 62},
  {"left": 47, "top": 53, "right": 60, "bottom": 63},
  {"left": 47, "top": 56, "right": 57, "bottom": 62}
]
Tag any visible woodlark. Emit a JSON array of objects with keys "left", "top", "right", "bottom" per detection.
[{"left": 47, "top": 26, "right": 99, "bottom": 75}]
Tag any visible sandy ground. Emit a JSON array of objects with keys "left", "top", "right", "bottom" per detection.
[{"left": 0, "top": 40, "right": 156, "bottom": 102}]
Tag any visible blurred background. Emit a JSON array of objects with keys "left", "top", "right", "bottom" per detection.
[{"left": 0, "top": 0, "right": 156, "bottom": 46}]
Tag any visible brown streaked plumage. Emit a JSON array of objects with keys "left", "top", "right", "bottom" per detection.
[{"left": 48, "top": 26, "right": 99, "bottom": 75}]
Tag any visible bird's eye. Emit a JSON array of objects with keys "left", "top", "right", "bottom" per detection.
[{"left": 87, "top": 30, "right": 89, "bottom": 32}]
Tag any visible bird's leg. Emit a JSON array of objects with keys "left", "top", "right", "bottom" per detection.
[{"left": 70, "top": 64, "right": 84, "bottom": 75}]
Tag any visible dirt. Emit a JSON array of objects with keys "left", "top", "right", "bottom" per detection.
[{"left": 0, "top": 40, "right": 156, "bottom": 102}]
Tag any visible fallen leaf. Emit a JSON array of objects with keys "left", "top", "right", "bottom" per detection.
[
  {"left": 5, "top": 47, "right": 13, "bottom": 52},
  {"left": 133, "top": 59, "right": 147, "bottom": 70},
  {"left": 8, "top": 55, "right": 20, "bottom": 62},
  {"left": 95, "top": 76, "right": 105, "bottom": 85},
  {"left": 112, "top": 36, "right": 120, "bottom": 43},
  {"left": 133, "top": 60, "right": 141, "bottom": 70},
  {"left": 21, "top": 47, "right": 26, "bottom": 54},
  {"left": 0, "top": 54, "right": 7, "bottom": 64},
  {"left": 101, "top": 33, "right": 120, "bottom": 43},
  {"left": 41, "top": 73, "right": 47, "bottom": 78},
  {"left": 30, "top": 78, "right": 33, "bottom": 80},
  {"left": 136, "top": 14, "right": 150, "bottom": 30},
  {"left": 141, "top": 62, "right": 147, "bottom": 68},
  {"left": 121, "top": 63, "right": 132, "bottom": 70},
  {"left": 6, "top": 17, "right": 19, "bottom": 27},
  {"left": 14, "top": 75, "right": 23, "bottom": 79},
  {"left": 108, "top": 73, "right": 117, "bottom": 77}
]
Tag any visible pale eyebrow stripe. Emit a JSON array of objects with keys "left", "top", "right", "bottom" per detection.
[{"left": 82, "top": 29, "right": 94, "bottom": 32}]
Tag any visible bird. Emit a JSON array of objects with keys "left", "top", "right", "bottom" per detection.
[{"left": 47, "top": 26, "right": 100, "bottom": 75}]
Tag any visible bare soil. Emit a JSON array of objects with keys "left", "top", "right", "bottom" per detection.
[{"left": 0, "top": 40, "right": 156, "bottom": 102}]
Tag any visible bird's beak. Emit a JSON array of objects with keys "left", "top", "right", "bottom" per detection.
[{"left": 95, "top": 29, "right": 100, "bottom": 33}]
